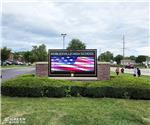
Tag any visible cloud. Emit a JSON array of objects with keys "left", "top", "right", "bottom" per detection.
[{"left": 1, "top": 1, "right": 149, "bottom": 56}]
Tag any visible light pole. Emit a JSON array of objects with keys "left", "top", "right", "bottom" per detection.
[{"left": 61, "top": 33, "right": 67, "bottom": 49}]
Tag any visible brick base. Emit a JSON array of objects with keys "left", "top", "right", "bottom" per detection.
[
  {"left": 36, "top": 62, "right": 110, "bottom": 80},
  {"left": 36, "top": 62, "right": 48, "bottom": 77},
  {"left": 97, "top": 62, "right": 110, "bottom": 80}
]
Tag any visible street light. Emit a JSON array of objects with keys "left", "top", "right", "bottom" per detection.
[{"left": 61, "top": 33, "right": 67, "bottom": 49}]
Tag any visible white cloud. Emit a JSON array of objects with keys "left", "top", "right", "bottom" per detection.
[{"left": 1, "top": 1, "right": 149, "bottom": 56}]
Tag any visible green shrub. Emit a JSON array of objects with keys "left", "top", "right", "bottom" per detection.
[
  {"left": 64, "top": 86, "right": 71, "bottom": 97},
  {"left": 1, "top": 86, "right": 44, "bottom": 97},
  {"left": 1, "top": 74, "right": 150, "bottom": 99},
  {"left": 70, "top": 86, "right": 85, "bottom": 97},
  {"left": 44, "top": 86, "right": 67, "bottom": 97}
]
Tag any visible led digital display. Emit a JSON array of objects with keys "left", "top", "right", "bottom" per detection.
[
  {"left": 51, "top": 55, "right": 94, "bottom": 72},
  {"left": 48, "top": 49, "right": 97, "bottom": 77}
]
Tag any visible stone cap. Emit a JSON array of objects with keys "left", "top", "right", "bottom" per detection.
[
  {"left": 97, "top": 62, "right": 110, "bottom": 65},
  {"left": 36, "top": 62, "right": 48, "bottom": 64},
  {"left": 36, "top": 61, "right": 110, "bottom": 65}
]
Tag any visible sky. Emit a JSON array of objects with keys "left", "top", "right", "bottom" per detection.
[{"left": 1, "top": 0, "right": 150, "bottom": 56}]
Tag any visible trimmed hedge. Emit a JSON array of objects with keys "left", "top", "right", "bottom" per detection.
[
  {"left": 1, "top": 75, "right": 150, "bottom": 99},
  {"left": 2, "top": 85, "right": 150, "bottom": 99}
]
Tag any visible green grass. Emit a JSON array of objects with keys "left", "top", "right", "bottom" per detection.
[
  {"left": 3, "top": 73, "right": 150, "bottom": 89},
  {"left": 1, "top": 96, "right": 150, "bottom": 125},
  {"left": 2, "top": 74, "right": 150, "bottom": 124},
  {"left": 1, "top": 65, "right": 34, "bottom": 69}
]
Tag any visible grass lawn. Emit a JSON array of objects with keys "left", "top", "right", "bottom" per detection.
[
  {"left": 1, "top": 96, "right": 150, "bottom": 125},
  {"left": 1, "top": 65, "right": 34, "bottom": 69}
]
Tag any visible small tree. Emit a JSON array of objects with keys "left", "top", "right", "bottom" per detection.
[
  {"left": 67, "top": 39, "right": 86, "bottom": 50},
  {"left": 23, "top": 51, "right": 32, "bottom": 63},
  {"left": 98, "top": 51, "right": 113, "bottom": 62},
  {"left": 1, "top": 47, "right": 11, "bottom": 61},
  {"left": 129, "top": 55, "right": 136, "bottom": 60},
  {"left": 114, "top": 55, "right": 123, "bottom": 64},
  {"left": 31, "top": 44, "right": 48, "bottom": 62}
]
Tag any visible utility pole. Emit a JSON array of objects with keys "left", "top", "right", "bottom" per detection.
[
  {"left": 61, "top": 33, "right": 67, "bottom": 49},
  {"left": 123, "top": 34, "right": 125, "bottom": 59}
]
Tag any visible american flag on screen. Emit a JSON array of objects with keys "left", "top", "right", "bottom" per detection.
[{"left": 51, "top": 56, "right": 94, "bottom": 72}]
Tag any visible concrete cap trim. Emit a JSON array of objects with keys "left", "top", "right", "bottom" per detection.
[
  {"left": 36, "top": 61, "right": 110, "bottom": 65},
  {"left": 97, "top": 62, "right": 110, "bottom": 64},
  {"left": 36, "top": 62, "right": 48, "bottom": 64},
  {"left": 48, "top": 77, "right": 97, "bottom": 80}
]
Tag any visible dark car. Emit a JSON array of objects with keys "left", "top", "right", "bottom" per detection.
[
  {"left": 125, "top": 64, "right": 134, "bottom": 69},
  {"left": 9, "top": 60, "right": 18, "bottom": 65}
]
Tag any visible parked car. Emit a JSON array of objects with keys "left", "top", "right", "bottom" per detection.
[
  {"left": 17, "top": 61, "right": 24, "bottom": 65},
  {"left": 10, "top": 60, "right": 18, "bottom": 65},
  {"left": 5, "top": 60, "right": 13, "bottom": 65},
  {"left": 125, "top": 64, "right": 134, "bottom": 69},
  {"left": 10, "top": 60, "right": 24, "bottom": 65}
]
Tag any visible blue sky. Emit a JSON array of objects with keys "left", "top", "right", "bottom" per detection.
[{"left": 1, "top": 0, "right": 149, "bottom": 56}]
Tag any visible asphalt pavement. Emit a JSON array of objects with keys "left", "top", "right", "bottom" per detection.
[
  {"left": 1, "top": 67, "right": 149, "bottom": 82},
  {"left": 1, "top": 67, "right": 35, "bottom": 81}
]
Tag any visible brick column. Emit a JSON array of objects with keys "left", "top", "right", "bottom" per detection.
[
  {"left": 97, "top": 62, "right": 110, "bottom": 80},
  {"left": 36, "top": 62, "right": 48, "bottom": 77}
]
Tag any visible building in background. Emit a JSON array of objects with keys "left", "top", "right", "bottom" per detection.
[
  {"left": 121, "top": 59, "right": 135, "bottom": 65},
  {"left": 7, "top": 52, "right": 14, "bottom": 61}
]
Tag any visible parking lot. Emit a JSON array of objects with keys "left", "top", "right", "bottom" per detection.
[{"left": 1, "top": 67, "right": 35, "bottom": 81}]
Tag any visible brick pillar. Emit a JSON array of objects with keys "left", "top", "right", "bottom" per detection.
[
  {"left": 36, "top": 62, "right": 48, "bottom": 77},
  {"left": 97, "top": 62, "right": 110, "bottom": 80}
]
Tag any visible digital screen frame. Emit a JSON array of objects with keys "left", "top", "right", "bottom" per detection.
[{"left": 48, "top": 49, "right": 97, "bottom": 77}]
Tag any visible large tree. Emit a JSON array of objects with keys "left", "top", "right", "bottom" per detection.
[
  {"left": 114, "top": 55, "right": 123, "bottom": 64},
  {"left": 1, "top": 47, "right": 11, "bottom": 61},
  {"left": 67, "top": 39, "right": 86, "bottom": 50},
  {"left": 135, "top": 55, "right": 147, "bottom": 63},
  {"left": 98, "top": 51, "right": 113, "bottom": 62}
]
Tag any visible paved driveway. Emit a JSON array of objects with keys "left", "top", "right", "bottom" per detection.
[{"left": 1, "top": 67, "right": 35, "bottom": 81}]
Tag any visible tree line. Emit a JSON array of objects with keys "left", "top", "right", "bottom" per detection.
[
  {"left": 1, "top": 38, "right": 148, "bottom": 64},
  {"left": 1, "top": 44, "right": 48, "bottom": 63},
  {"left": 98, "top": 51, "right": 148, "bottom": 64}
]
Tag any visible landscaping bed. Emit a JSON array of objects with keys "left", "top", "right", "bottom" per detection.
[{"left": 1, "top": 74, "right": 150, "bottom": 99}]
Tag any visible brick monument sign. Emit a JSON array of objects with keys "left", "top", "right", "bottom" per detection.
[{"left": 36, "top": 49, "right": 110, "bottom": 80}]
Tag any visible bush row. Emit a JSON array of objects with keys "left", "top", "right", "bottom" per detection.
[
  {"left": 2, "top": 85, "right": 150, "bottom": 99},
  {"left": 2, "top": 75, "right": 150, "bottom": 99}
]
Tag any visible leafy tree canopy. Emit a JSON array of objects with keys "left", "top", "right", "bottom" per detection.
[
  {"left": 1, "top": 47, "right": 11, "bottom": 61},
  {"left": 114, "top": 55, "right": 123, "bottom": 64},
  {"left": 67, "top": 39, "right": 86, "bottom": 50},
  {"left": 136, "top": 55, "right": 147, "bottom": 63},
  {"left": 98, "top": 51, "right": 113, "bottom": 62}
]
